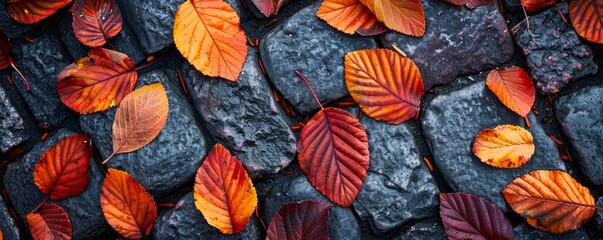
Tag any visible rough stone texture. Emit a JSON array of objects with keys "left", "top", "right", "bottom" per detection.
[
  {"left": 117, "top": 0, "right": 184, "bottom": 54},
  {"left": 514, "top": 223, "right": 589, "bottom": 239},
  {"left": 80, "top": 68, "right": 208, "bottom": 197},
  {"left": 153, "top": 192, "right": 261, "bottom": 239},
  {"left": 0, "top": 85, "right": 27, "bottom": 153},
  {"left": 0, "top": 195, "right": 20, "bottom": 240},
  {"left": 59, "top": 16, "right": 147, "bottom": 64},
  {"left": 260, "top": 2, "right": 378, "bottom": 114},
  {"left": 422, "top": 81, "right": 566, "bottom": 210},
  {"left": 182, "top": 49, "right": 296, "bottom": 179},
  {"left": 10, "top": 29, "right": 73, "bottom": 128},
  {"left": 380, "top": 0, "right": 514, "bottom": 90},
  {"left": 3, "top": 129, "right": 109, "bottom": 239},
  {"left": 511, "top": 3, "right": 598, "bottom": 95},
  {"left": 395, "top": 218, "right": 446, "bottom": 240},
  {"left": 262, "top": 175, "right": 361, "bottom": 240},
  {"left": 0, "top": 1, "right": 31, "bottom": 39},
  {"left": 595, "top": 197, "right": 603, "bottom": 235},
  {"left": 347, "top": 108, "right": 439, "bottom": 234},
  {"left": 555, "top": 86, "right": 603, "bottom": 185}
]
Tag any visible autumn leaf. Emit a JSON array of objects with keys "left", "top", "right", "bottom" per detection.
[
  {"left": 57, "top": 47, "right": 137, "bottom": 114},
  {"left": 441, "top": 0, "right": 492, "bottom": 9},
  {"left": 570, "top": 0, "right": 603, "bottom": 44},
  {"left": 33, "top": 134, "right": 91, "bottom": 200},
  {"left": 344, "top": 49, "right": 424, "bottom": 124},
  {"left": 440, "top": 192, "right": 514, "bottom": 240},
  {"left": 358, "top": 0, "right": 425, "bottom": 36},
  {"left": 0, "top": 229, "right": 3, "bottom": 240},
  {"left": 251, "top": 0, "right": 285, "bottom": 17},
  {"left": 356, "top": 17, "right": 388, "bottom": 36},
  {"left": 26, "top": 203, "right": 72, "bottom": 240},
  {"left": 100, "top": 168, "right": 156, "bottom": 239},
  {"left": 105, "top": 82, "right": 169, "bottom": 163},
  {"left": 486, "top": 66, "right": 535, "bottom": 118},
  {"left": 1, "top": 31, "right": 30, "bottom": 91},
  {"left": 5, "top": 0, "right": 72, "bottom": 24},
  {"left": 502, "top": 170, "right": 598, "bottom": 233},
  {"left": 71, "top": 0, "right": 123, "bottom": 47},
  {"left": 472, "top": 125, "right": 534, "bottom": 168},
  {"left": 173, "top": 0, "right": 247, "bottom": 81},
  {"left": 266, "top": 200, "right": 331, "bottom": 240},
  {"left": 194, "top": 144, "right": 257, "bottom": 234},
  {"left": 317, "top": 0, "right": 384, "bottom": 35},
  {"left": 519, "top": 0, "right": 554, "bottom": 12}
]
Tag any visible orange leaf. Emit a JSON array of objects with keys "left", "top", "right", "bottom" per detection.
[
  {"left": 251, "top": 0, "right": 285, "bottom": 17},
  {"left": 570, "top": 0, "right": 603, "bottom": 44},
  {"left": 5, "top": 0, "right": 72, "bottom": 24},
  {"left": 173, "top": 0, "right": 247, "bottom": 81},
  {"left": 519, "top": 0, "right": 554, "bottom": 12},
  {"left": 358, "top": 0, "right": 425, "bottom": 36},
  {"left": 0, "top": 229, "right": 2, "bottom": 240},
  {"left": 486, "top": 66, "right": 535, "bottom": 117},
  {"left": 194, "top": 144, "right": 258, "bottom": 234},
  {"left": 26, "top": 203, "right": 72, "bottom": 240},
  {"left": 298, "top": 107, "right": 369, "bottom": 207},
  {"left": 317, "top": 0, "right": 383, "bottom": 35},
  {"left": 502, "top": 170, "right": 597, "bottom": 233},
  {"left": 100, "top": 168, "right": 157, "bottom": 239},
  {"left": 356, "top": 17, "right": 388, "bottom": 36},
  {"left": 57, "top": 47, "right": 137, "bottom": 114},
  {"left": 472, "top": 125, "right": 534, "bottom": 168},
  {"left": 110, "top": 82, "right": 169, "bottom": 158},
  {"left": 344, "top": 49, "right": 424, "bottom": 124},
  {"left": 71, "top": 0, "right": 123, "bottom": 47},
  {"left": 33, "top": 134, "right": 91, "bottom": 200},
  {"left": 441, "top": 0, "right": 492, "bottom": 8}
]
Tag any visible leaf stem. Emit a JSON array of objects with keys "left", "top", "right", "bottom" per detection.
[
  {"left": 29, "top": 195, "right": 49, "bottom": 214},
  {"left": 11, "top": 62, "right": 30, "bottom": 92},
  {"left": 294, "top": 71, "right": 323, "bottom": 110},
  {"left": 102, "top": 152, "right": 116, "bottom": 165},
  {"left": 523, "top": 116, "right": 530, "bottom": 128},
  {"left": 106, "top": 41, "right": 117, "bottom": 52},
  {"left": 391, "top": 44, "right": 407, "bottom": 58},
  {"left": 595, "top": 205, "right": 603, "bottom": 211},
  {"left": 134, "top": 54, "right": 165, "bottom": 72},
  {"left": 522, "top": 6, "right": 530, "bottom": 31}
]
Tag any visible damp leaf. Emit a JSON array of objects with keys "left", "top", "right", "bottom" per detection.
[
  {"left": 5, "top": 0, "right": 72, "bottom": 24},
  {"left": 26, "top": 203, "right": 72, "bottom": 240},
  {"left": 569, "top": 0, "right": 603, "bottom": 44},
  {"left": 358, "top": 0, "right": 425, "bottom": 36},
  {"left": 486, "top": 66, "right": 535, "bottom": 117},
  {"left": 317, "top": 0, "right": 384, "bottom": 35},
  {"left": 266, "top": 200, "right": 331, "bottom": 240},
  {"left": 71, "top": 0, "right": 123, "bottom": 47},
  {"left": 472, "top": 125, "right": 535, "bottom": 168}
]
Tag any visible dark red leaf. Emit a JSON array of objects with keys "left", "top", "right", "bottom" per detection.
[
  {"left": 26, "top": 203, "right": 72, "bottom": 240},
  {"left": 72, "top": 0, "right": 123, "bottom": 47},
  {"left": 266, "top": 200, "right": 331, "bottom": 240},
  {"left": 5, "top": 0, "right": 72, "bottom": 24},
  {"left": 0, "top": 31, "right": 11, "bottom": 70}
]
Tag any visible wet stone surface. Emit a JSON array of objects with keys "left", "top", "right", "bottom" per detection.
[
  {"left": 0, "top": 195, "right": 20, "bottom": 240},
  {"left": 380, "top": 0, "right": 514, "bottom": 90},
  {"left": 595, "top": 196, "right": 603, "bottom": 235},
  {"left": 422, "top": 80, "right": 566, "bottom": 211},
  {"left": 152, "top": 192, "right": 261, "bottom": 239},
  {"left": 511, "top": 3, "right": 598, "bottom": 95},
  {"left": 3, "top": 128, "right": 109, "bottom": 240},
  {"left": 182, "top": 49, "right": 297, "bottom": 179},
  {"left": 0, "top": 86, "right": 27, "bottom": 153},
  {"left": 555, "top": 85, "right": 603, "bottom": 185},
  {"left": 262, "top": 175, "right": 361, "bottom": 240},
  {"left": 395, "top": 218, "right": 446, "bottom": 240},
  {"left": 260, "top": 2, "right": 378, "bottom": 114},
  {"left": 80, "top": 68, "right": 208, "bottom": 197},
  {"left": 514, "top": 222, "right": 590, "bottom": 239}
]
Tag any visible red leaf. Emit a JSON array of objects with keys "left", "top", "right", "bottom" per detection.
[
  {"left": 520, "top": 0, "right": 554, "bottom": 12},
  {"left": 441, "top": 0, "right": 492, "bottom": 8},
  {"left": 71, "top": 0, "right": 123, "bottom": 47},
  {"left": 570, "top": 0, "right": 603, "bottom": 44},
  {"left": 440, "top": 192, "right": 514, "bottom": 240},
  {"left": 33, "top": 134, "right": 92, "bottom": 200},
  {"left": 266, "top": 200, "right": 331, "bottom": 240},
  {"left": 486, "top": 66, "right": 535, "bottom": 117},
  {"left": 26, "top": 203, "right": 72, "bottom": 240},
  {"left": 251, "top": 0, "right": 285, "bottom": 17},
  {"left": 298, "top": 107, "right": 369, "bottom": 207},
  {"left": 5, "top": 0, "right": 72, "bottom": 24},
  {"left": 0, "top": 31, "right": 11, "bottom": 70}
]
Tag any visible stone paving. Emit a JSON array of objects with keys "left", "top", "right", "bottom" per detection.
[{"left": 0, "top": 0, "right": 602, "bottom": 239}]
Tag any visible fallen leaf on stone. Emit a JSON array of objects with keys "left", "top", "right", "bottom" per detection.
[
  {"left": 344, "top": 49, "right": 424, "bottom": 124},
  {"left": 486, "top": 66, "right": 535, "bottom": 118},
  {"left": 0, "top": 229, "right": 3, "bottom": 240},
  {"left": 440, "top": 192, "right": 514, "bottom": 240},
  {"left": 107, "top": 82, "right": 169, "bottom": 163},
  {"left": 251, "top": 0, "right": 285, "bottom": 17},
  {"left": 472, "top": 125, "right": 534, "bottom": 168},
  {"left": 100, "top": 168, "right": 157, "bottom": 239},
  {"left": 0, "top": 31, "right": 30, "bottom": 91},
  {"left": 26, "top": 203, "right": 72, "bottom": 240},
  {"left": 173, "top": 0, "right": 247, "bottom": 81},
  {"left": 441, "top": 0, "right": 492, "bottom": 8},
  {"left": 317, "top": 0, "right": 383, "bottom": 35},
  {"left": 266, "top": 200, "right": 331, "bottom": 240},
  {"left": 194, "top": 144, "right": 257, "bottom": 234},
  {"left": 520, "top": 0, "right": 554, "bottom": 12},
  {"left": 5, "top": 0, "right": 72, "bottom": 24},
  {"left": 359, "top": 0, "right": 425, "bottom": 36},
  {"left": 569, "top": 0, "right": 603, "bottom": 44},
  {"left": 57, "top": 47, "right": 137, "bottom": 114},
  {"left": 71, "top": 0, "right": 123, "bottom": 47},
  {"left": 502, "top": 170, "right": 599, "bottom": 233},
  {"left": 33, "top": 134, "right": 91, "bottom": 200},
  {"left": 355, "top": 17, "right": 388, "bottom": 36}
]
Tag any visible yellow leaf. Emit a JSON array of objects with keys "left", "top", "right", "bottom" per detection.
[{"left": 472, "top": 125, "right": 535, "bottom": 168}]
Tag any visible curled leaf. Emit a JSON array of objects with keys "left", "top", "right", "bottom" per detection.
[
  {"left": 570, "top": 0, "right": 603, "bottom": 44},
  {"left": 502, "top": 170, "right": 597, "bottom": 233},
  {"left": 358, "top": 0, "right": 425, "bottom": 36},
  {"left": 5, "top": 0, "right": 72, "bottom": 24},
  {"left": 71, "top": 0, "right": 123, "bottom": 47},
  {"left": 251, "top": 0, "right": 285, "bottom": 17},
  {"left": 57, "top": 47, "right": 137, "bottom": 114},
  {"left": 472, "top": 125, "right": 534, "bottom": 168},
  {"left": 266, "top": 200, "right": 331, "bottom": 240},
  {"left": 486, "top": 66, "right": 535, "bottom": 118},
  {"left": 100, "top": 168, "right": 157, "bottom": 239},
  {"left": 194, "top": 144, "right": 257, "bottom": 234},
  {"left": 33, "top": 134, "right": 91, "bottom": 200},
  {"left": 317, "top": 0, "right": 383, "bottom": 35},
  {"left": 26, "top": 203, "right": 72, "bottom": 240}
]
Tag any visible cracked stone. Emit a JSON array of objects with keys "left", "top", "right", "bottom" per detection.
[{"left": 0, "top": 85, "right": 27, "bottom": 153}]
